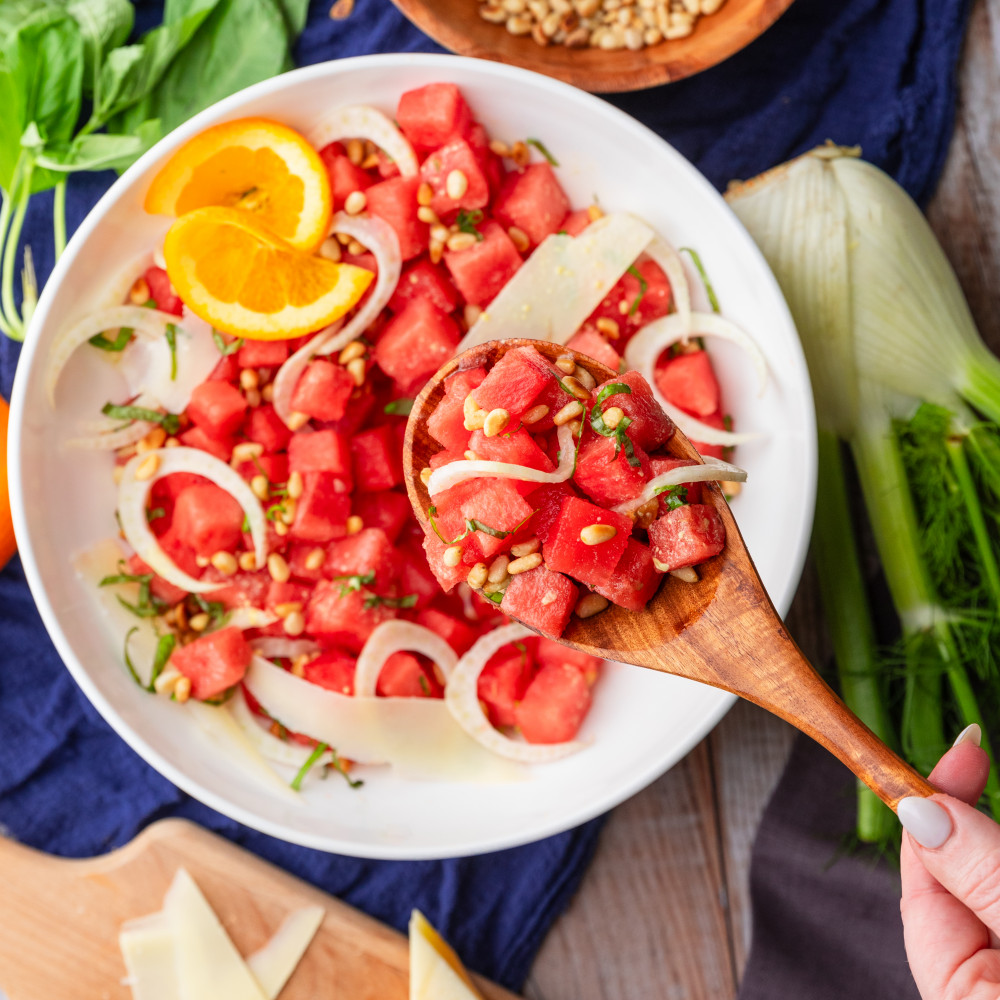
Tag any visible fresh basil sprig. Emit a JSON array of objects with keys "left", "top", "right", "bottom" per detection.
[
  {"left": 590, "top": 382, "right": 641, "bottom": 468},
  {"left": 101, "top": 401, "right": 180, "bottom": 435}
]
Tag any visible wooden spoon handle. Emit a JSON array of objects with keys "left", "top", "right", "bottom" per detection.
[{"left": 725, "top": 632, "right": 935, "bottom": 810}]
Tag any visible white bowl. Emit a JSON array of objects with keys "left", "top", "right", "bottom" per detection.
[{"left": 9, "top": 54, "right": 816, "bottom": 859}]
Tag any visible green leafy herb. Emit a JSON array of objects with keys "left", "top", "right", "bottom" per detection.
[
  {"left": 417, "top": 674, "right": 431, "bottom": 696},
  {"left": 265, "top": 501, "right": 287, "bottom": 522},
  {"left": 241, "top": 513, "right": 250, "bottom": 533},
  {"left": 150, "top": 633, "right": 176, "bottom": 690},
  {"left": 626, "top": 264, "right": 648, "bottom": 317},
  {"left": 122, "top": 626, "right": 143, "bottom": 686},
  {"left": 101, "top": 402, "right": 180, "bottom": 435},
  {"left": 485, "top": 591, "right": 504, "bottom": 605},
  {"left": 332, "top": 570, "right": 376, "bottom": 596},
  {"left": 680, "top": 247, "right": 720, "bottom": 313},
  {"left": 590, "top": 383, "right": 641, "bottom": 468},
  {"left": 384, "top": 398, "right": 414, "bottom": 416},
  {"left": 89, "top": 327, "right": 133, "bottom": 352},
  {"left": 165, "top": 322, "right": 177, "bottom": 379},
  {"left": 100, "top": 562, "right": 168, "bottom": 618},
  {"left": 654, "top": 484, "right": 689, "bottom": 510},
  {"left": 427, "top": 506, "right": 534, "bottom": 546},
  {"left": 329, "top": 748, "right": 363, "bottom": 788},
  {"left": 526, "top": 137, "right": 559, "bottom": 167},
  {"left": 363, "top": 593, "right": 418, "bottom": 610},
  {"left": 192, "top": 594, "right": 229, "bottom": 631},
  {"left": 213, "top": 330, "right": 244, "bottom": 355},
  {"left": 456, "top": 209, "right": 484, "bottom": 241},
  {"left": 290, "top": 742, "right": 328, "bottom": 791},
  {"left": 146, "top": 506, "right": 166, "bottom": 522}
]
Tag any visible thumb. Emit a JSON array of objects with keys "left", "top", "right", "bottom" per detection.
[{"left": 900, "top": 791, "right": 1000, "bottom": 936}]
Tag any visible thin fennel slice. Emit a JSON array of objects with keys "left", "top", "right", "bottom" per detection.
[
  {"left": 229, "top": 687, "right": 335, "bottom": 771},
  {"left": 307, "top": 105, "right": 419, "bottom": 178},
  {"left": 445, "top": 624, "right": 588, "bottom": 762},
  {"left": 271, "top": 321, "right": 343, "bottom": 427},
  {"left": 427, "top": 422, "right": 577, "bottom": 496},
  {"left": 612, "top": 455, "right": 748, "bottom": 514},
  {"left": 456, "top": 212, "right": 655, "bottom": 352},
  {"left": 624, "top": 311, "right": 766, "bottom": 446},
  {"left": 353, "top": 621, "right": 459, "bottom": 698},
  {"left": 249, "top": 637, "right": 321, "bottom": 660},
  {"left": 65, "top": 418, "right": 155, "bottom": 451},
  {"left": 645, "top": 238, "right": 691, "bottom": 336},
  {"left": 118, "top": 447, "right": 267, "bottom": 594}
]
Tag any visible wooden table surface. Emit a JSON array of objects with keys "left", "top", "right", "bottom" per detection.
[{"left": 524, "top": 2, "right": 1000, "bottom": 996}]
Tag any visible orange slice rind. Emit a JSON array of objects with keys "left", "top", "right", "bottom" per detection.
[
  {"left": 145, "top": 118, "right": 333, "bottom": 252},
  {"left": 163, "top": 207, "right": 373, "bottom": 341}
]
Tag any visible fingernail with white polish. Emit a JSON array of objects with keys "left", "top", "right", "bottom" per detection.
[
  {"left": 898, "top": 797, "right": 952, "bottom": 849},
  {"left": 953, "top": 723, "right": 982, "bottom": 748}
]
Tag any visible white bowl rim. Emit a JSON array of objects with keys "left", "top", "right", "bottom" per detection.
[{"left": 9, "top": 52, "right": 816, "bottom": 859}]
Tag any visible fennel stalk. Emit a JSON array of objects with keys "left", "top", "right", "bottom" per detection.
[{"left": 728, "top": 148, "right": 1000, "bottom": 843}]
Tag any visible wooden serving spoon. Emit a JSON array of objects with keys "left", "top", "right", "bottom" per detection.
[{"left": 403, "top": 338, "right": 935, "bottom": 811}]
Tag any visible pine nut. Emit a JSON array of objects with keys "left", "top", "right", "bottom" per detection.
[
  {"left": 464, "top": 450, "right": 480, "bottom": 461},
  {"left": 347, "top": 357, "right": 367, "bottom": 386},
  {"left": 280, "top": 498, "right": 297, "bottom": 525},
  {"left": 508, "top": 226, "right": 530, "bottom": 253},
  {"left": 510, "top": 141, "right": 530, "bottom": 168},
  {"left": 154, "top": 664, "right": 182, "bottom": 696},
  {"left": 596, "top": 317, "right": 620, "bottom": 339},
  {"left": 531, "top": 21, "right": 549, "bottom": 44},
  {"left": 508, "top": 553, "right": 542, "bottom": 575},
  {"left": 510, "top": 537, "right": 540, "bottom": 558},
  {"left": 634, "top": 498, "right": 659, "bottom": 530},
  {"left": 467, "top": 562, "right": 489, "bottom": 589},
  {"left": 487, "top": 555, "right": 510, "bottom": 584},
  {"left": 429, "top": 240, "right": 444, "bottom": 265},
  {"left": 522, "top": 404, "right": 550, "bottom": 424},
  {"left": 443, "top": 545, "right": 463, "bottom": 567},
  {"left": 643, "top": 26, "right": 662, "bottom": 44},
  {"left": 603, "top": 406, "right": 625, "bottom": 429},
  {"left": 483, "top": 408, "right": 510, "bottom": 437},
  {"left": 489, "top": 140, "right": 510, "bottom": 157},
  {"left": 245, "top": 388, "right": 261, "bottom": 407},
  {"left": 624, "top": 25, "right": 643, "bottom": 47},
  {"left": 320, "top": 237, "right": 342, "bottom": 262},
  {"left": 262, "top": 384, "right": 276, "bottom": 403},
  {"left": 239, "top": 551, "right": 258, "bottom": 572},
  {"left": 580, "top": 523, "right": 618, "bottom": 545},
  {"left": 129, "top": 277, "right": 151, "bottom": 304},
  {"left": 347, "top": 239, "right": 365, "bottom": 257},
  {"left": 287, "top": 470, "right": 304, "bottom": 499},
  {"left": 417, "top": 182, "right": 434, "bottom": 206},
  {"left": 346, "top": 138, "right": 364, "bottom": 165},
  {"left": 420, "top": 467, "right": 433, "bottom": 486},
  {"left": 670, "top": 566, "right": 699, "bottom": 583},
  {"left": 575, "top": 593, "right": 609, "bottom": 618},
  {"left": 464, "top": 304, "right": 483, "bottom": 327},
  {"left": 446, "top": 170, "right": 469, "bottom": 200},
  {"left": 195, "top": 555, "right": 210, "bottom": 568},
  {"left": 113, "top": 465, "right": 125, "bottom": 485},
  {"left": 239, "top": 368, "right": 260, "bottom": 390},
  {"left": 283, "top": 611, "right": 306, "bottom": 636},
  {"left": 565, "top": 25, "right": 590, "bottom": 46},
  {"left": 173, "top": 675, "right": 192, "bottom": 703},
  {"left": 134, "top": 453, "right": 160, "bottom": 481},
  {"left": 335, "top": 232, "right": 352, "bottom": 245},
  {"left": 561, "top": 375, "right": 590, "bottom": 399},
  {"left": 174, "top": 601, "right": 189, "bottom": 630},
  {"left": 447, "top": 232, "right": 478, "bottom": 253},
  {"left": 136, "top": 426, "right": 167, "bottom": 453},
  {"left": 430, "top": 224, "right": 451, "bottom": 244},
  {"left": 188, "top": 612, "right": 210, "bottom": 632},
  {"left": 721, "top": 480, "right": 743, "bottom": 499},
  {"left": 507, "top": 12, "right": 532, "bottom": 32},
  {"left": 211, "top": 550, "right": 239, "bottom": 575},
  {"left": 274, "top": 601, "right": 303, "bottom": 617},
  {"left": 274, "top": 521, "right": 289, "bottom": 536},
  {"left": 417, "top": 206, "right": 440, "bottom": 225},
  {"left": 574, "top": 365, "right": 596, "bottom": 390},
  {"left": 289, "top": 655, "right": 308, "bottom": 677},
  {"left": 251, "top": 474, "right": 270, "bottom": 500},
  {"left": 287, "top": 411, "right": 310, "bottom": 431},
  {"left": 701, "top": 0, "right": 724, "bottom": 13},
  {"left": 267, "top": 553, "right": 291, "bottom": 583},
  {"left": 541, "top": 589, "right": 559, "bottom": 606},
  {"left": 305, "top": 547, "right": 326, "bottom": 571},
  {"left": 555, "top": 354, "right": 577, "bottom": 374},
  {"left": 587, "top": 204, "right": 603, "bottom": 222},
  {"left": 664, "top": 20, "right": 693, "bottom": 37},
  {"left": 553, "top": 400, "right": 584, "bottom": 425},
  {"left": 346, "top": 514, "right": 364, "bottom": 535},
  {"left": 338, "top": 340, "right": 366, "bottom": 364},
  {"left": 164, "top": 436, "right": 181, "bottom": 448},
  {"left": 464, "top": 409, "right": 487, "bottom": 432}
]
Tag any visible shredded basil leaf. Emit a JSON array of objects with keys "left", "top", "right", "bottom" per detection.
[
  {"left": 456, "top": 209, "right": 484, "bottom": 241},
  {"left": 594, "top": 382, "right": 632, "bottom": 408},
  {"left": 680, "top": 247, "right": 720, "bottom": 313},
  {"left": 165, "top": 323, "right": 178, "bottom": 380},
  {"left": 212, "top": 330, "right": 245, "bottom": 356},
  {"left": 332, "top": 570, "right": 376, "bottom": 596},
  {"left": 101, "top": 402, "right": 180, "bottom": 435},
  {"left": 192, "top": 594, "right": 230, "bottom": 631},
  {"left": 590, "top": 383, "right": 641, "bottom": 467},
  {"left": 123, "top": 627, "right": 144, "bottom": 687},
  {"left": 364, "top": 593, "right": 418, "bottom": 610},
  {"left": 485, "top": 591, "right": 504, "bottom": 605},
  {"left": 654, "top": 484, "right": 689, "bottom": 510},
  {"left": 384, "top": 398, "right": 414, "bottom": 416},
  {"left": 627, "top": 264, "right": 648, "bottom": 317},
  {"left": 89, "top": 328, "right": 133, "bottom": 352},
  {"left": 417, "top": 673, "right": 431, "bottom": 696},
  {"left": 150, "top": 634, "right": 176, "bottom": 691},
  {"left": 101, "top": 563, "right": 168, "bottom": 619},
  {"left": 428, "top": 506, "right": 535, "bottom": 546},
  {"left": 291, "top": 742, "right": 329, "bottom": 791},
  {"left": 241, "top": 514, "right": 250, "bottom": 533},
  {"left": 526, "top": 137, "right": 559, "bottom": 167},
  {"left": 330, "top": 748, "right": 364, "bottom": 788},
  {"left": 146, "top": 506, "right": 166, "bottom": 523}
]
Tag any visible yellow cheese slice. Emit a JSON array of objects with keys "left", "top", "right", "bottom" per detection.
[
  {"left": 163, "top": 870, "right": 268, "bottom": 1000},
  {"left": 409, "top": 910, "right": 485, "bottom": 1000},
  {"left": 119, "top": 913, "right": 181, "bottom": 1000},
  {"left": 247, "top": 905, "right": 325, "bottom": 998}
]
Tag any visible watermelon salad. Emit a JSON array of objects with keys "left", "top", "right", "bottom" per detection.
[
  {"left": 51, "top": 82, "right": 763, "bottom": 787},
  {"left": 422, "top": 347, "right": 744, "bottom": 639}
]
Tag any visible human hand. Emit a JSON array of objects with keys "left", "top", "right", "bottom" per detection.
[{"left": 899, "top": 724, "right": 998, "bottom": 1000}]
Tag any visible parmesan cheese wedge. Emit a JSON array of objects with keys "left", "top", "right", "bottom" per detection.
[
  {"left": 409, "top": 910, "right": 485, "bottom": 1000},
  {"left": 120, "top": 913, "right": 181, "bottom": 1000},
  {"left": 247, "top": 905, "right": 325, "bottom": 998}
]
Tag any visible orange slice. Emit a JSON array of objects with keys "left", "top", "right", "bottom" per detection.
[
  {"left": 163, "top": 207, "right": 373, "bottom": 340},
  {"left": 145, "top": 118, "right": 333, "bottom": 252}
]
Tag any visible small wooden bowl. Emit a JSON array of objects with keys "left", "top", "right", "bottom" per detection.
[{"left": 388, "top": 0, "right": 796, "bottom": 93}]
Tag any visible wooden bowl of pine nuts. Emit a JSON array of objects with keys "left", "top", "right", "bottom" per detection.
[{"left": 388, "top": 0, "right": 795, "bottom": 92}]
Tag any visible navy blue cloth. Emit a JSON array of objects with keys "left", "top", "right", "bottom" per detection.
[{"left": 0, "top": 0, "right": 971, "bottom": 990}]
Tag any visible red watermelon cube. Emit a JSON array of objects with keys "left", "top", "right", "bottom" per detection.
[
  {"left": 350, "top": 425, "right": 403, "bottom": 492},
  {"left": 388, "top": 258, "right": 460, "bottom": 315},
  {"left": 376, "top": 652, "right": 443, "bottom": 698},
  {"left": 468, "top": 427, "right": 554, "bottom": 473},
  {"left": 459, "top": 479, "right": 534, "bottom": 559},
  {"left": 567, "top": 326, "right": 622, "bottom": 373},
  {"left": 291, "top": 360, "right": 355, "bottom": 422},
  {"left": 366, "top": 175, "right": 428, "bottom": 260},
  {"left": 237, "top": 339, "right": 289, "bottom": 368},
  {"left": 353, "top": 490, "right": 411, "bottom": 544},
  {"left": 397, "top": 83, "right": 473, "bottom": 149},
  {"left": 178, "top": 425, "right": 233, "bottom": 462},
  {"left": 443, "top": 220, "right": 522, "bottom": 307},
  {"left": 591, "top": 370, "right": 674, "bottom": 451},
  {"left": 427, "top": 366, "right": 486, "bottom": 451},
  {"left": 493, "top": 163, "right": 570, "bottom": 248},
  {"left": 515, "top": 661, "right": 592, "bottom": 742},
  {"left": 244, "top": 403, "right": 293, "bottom": 453},
  {"left": 591, "top": 538, "right": 663, "bottom": 611},
  {"left": 649, "top": 455, "right": 703, "bottom": 507},
  {"left": 477, "top": 643, "right": 535, "bottom": 727},
  {"left": 304, "top": 581, "right": 394, "bottom": 652},
  {"left": 144, "top": 266, "right": 183, "bottom": 316},
  {"left": 302, "top": 650, "right": 355, "bottom": 696},
  {"left": 525, "top": 481, "right": 578, "bottom": 547},
  {"left": 324, "top": 527, "right": 397, "bottom": 594},
  {"left": 654, "top": 349, "right": 721, "bottom": 418},
  {"left": 573, "top": 435, "right": 651, "bottom": 507},
  {"left": 288, "top": 429, "right": 352, "bottom": 479},
  {"left": 171, "top": 627, "right": 251, "bottom": 701},
  {"left": 416, "top": 607, "right": 480, "bottom": 656},
  {"left": 373, "top": 298, "right": 460, "bottom": 390},
  {"left": 470, "top": 345, "right": 553, "bottom": 421},
  {"left": 319, "top": 147, "right": 374, "bottom": 211},
  {"left": 420, "top": 139, "right": 490, "bottom": 216},
  {"left": 171, "top": 483, "right": 245, "bottom": 557},
  {"left": 288, "top": 472, "right": 350, "bottom": 543},
  {"left": 542, "top": 496, "right": 631, "bottom": 588},
  {"left": 187, "top": 380, "right": 247, "bottom": 438},
  {"left": 399, "top": 544, "right": 445, "bottom": 607},
  {"left": 647, "top": 503, "right": 726, "bottom": 571},
  {"left": 501, "top": 565, "right": 577, "bottom": 638}
]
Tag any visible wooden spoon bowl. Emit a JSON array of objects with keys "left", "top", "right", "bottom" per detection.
[{"left": 404, "top": 339, "right": 935, "bottom": 810}]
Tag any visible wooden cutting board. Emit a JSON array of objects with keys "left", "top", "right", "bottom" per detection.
[{"left": 0, "top": 819, "right": 521, "bottom": 1000}]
